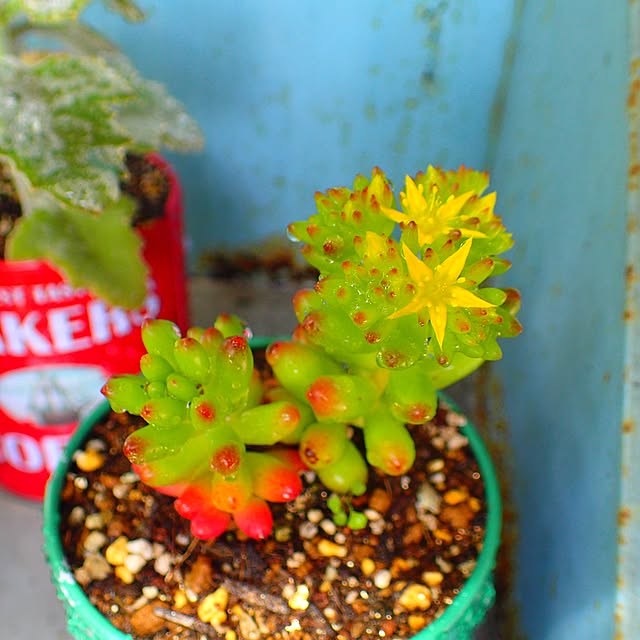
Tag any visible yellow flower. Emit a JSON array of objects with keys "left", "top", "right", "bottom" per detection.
[
  {"left": 381, "top": 176, "right": 486, "bottom": 246},
  {"left": 389, "top": 239, "right": 495, "bottom": 348}
]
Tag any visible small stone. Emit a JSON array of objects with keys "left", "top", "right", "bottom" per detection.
[
  {"left": 286, "top": 551, "right": 306, "bottom": 569},
  {"left": 124, "top": 553, "right": 146, "bottom": 574},
  {"left": 75, "top": 449, "right": 106, "bottom": 472},
  {"left": 435, "top": 557, "right": 453, "bottom": 573},
  {"left": 447, "top": 432, "right": 469, "bottom": 451},
  {"left": 373, "top": 569, "right": 392, "bottom": 589},
  {"left": 232, "top": 604, "right": 260, "bottom": 638},
  {"left": 361, "top": 557, "right": 376, "bottom": 576},
  {"left": 142, "top": 585, "right": 159, "bottom": 599},
  {"left": 127, "top": 538, "right": 154, "bottom": 561},
  {"left": 426, "top": 458, "right": 445, "bottom": 473},
  {"left": 434, "top": 528, "right": 453, "bottom": 543},
  {"left": 287, "top": 584, "right": 310, "bottom": 611},
  {"left": 397, "top": 583, "right": 432, "bottom": 611},
  {"left": 84, "top": 513, "right": 104, "bottom": 530},
  {"left": 317, "top": 539, "right": 347, "bottom": 558},
  {"left": 112, "top": 484, "right": 130, "bottom": 500},
  {"left": 185, "top": 555, "right": 214, "bottom": 594},
  {"left": 469, "top": 496, "right": 482, "bottom": 512},
  {"left": 83, "top": 530, "right": 108, "bottom": 553},
  {"left": 299, "top": 521, "right": 318, "bottom": 539},
  {"left": 154, "top": 552, "right": 172, "bottom": 576},
  {"left": 119, "top": 471, "right": 139, "bottom": 484},
  {"left": 445, "top": 411, "right": 467, "bottom": 427},
  {"left": 173, "top": 590, "right": 188, "bottom": 609},
  {"left": 416, "top": 481, "right": 442, "bottom": 515},
  {"left": 198, "top": 587, "right": 229, "bottom": 625},
  {"left": 76, "top": 553, "right": 111, "bottom": 583},
  {"left": 68, "top": 506, "right": 85, "bottom": 526},
  {"left": 105, "top": 536, "right": 129, "bottom": 566},
  {"left": 73, "top": 476, "right": 88, "bottom": 490},
  {"left": 115, "top": 565, "right": 135, "bottom": 585},
  {"left": 402, "top": 522, "right": 424, "bottom": 545},
  {"left": 130, "top": 603, "right": 166, "bottom": 635},
  {"left": 422, "top": 571, "right": 444, "bottom": 587},
  {"left": 319, "top": 519, "right": 337, "bottom": 536},
  {"left": 307, "top": 508, "right": 324, "bottom": 523},
  {"left": 368, "top": 487, "right": 392, "bottom": 514},
  {"left": 408, "top": 613, "right": 428, "bottom": 631},
  {"left": 363, "top": 508, "right": 382, "bottom": 521},
  {"left": 458, "top": 559, "right": 477, "bottom": 577},
  {"left": 369, "top": 518, "right": 386, "bottom": 535},
  {"left": 440, "top": 503, "right": 475, "bottom": 529},
  {"left": 443, "top": 488, "right": 469, "bottom": 505},
  {"left": 274, "top": 525, "right": 292, "bottom": 542}
]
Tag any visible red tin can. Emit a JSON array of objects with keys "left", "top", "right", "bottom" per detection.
[{"left": 0, "top": 154, "right": 189, "bottom": 499}]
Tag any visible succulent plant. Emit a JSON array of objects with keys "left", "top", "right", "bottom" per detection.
[
  {"left": 0, "top": 0, "right": 203, "bottom": 308},
  {"left": 103, "top": 164, "right": 521, "bottom": 541}
]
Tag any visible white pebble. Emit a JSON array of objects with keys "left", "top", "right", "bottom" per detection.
[
  {"left": 84, "top": 531, "right": 108, "bottom": 553},
  {"left": 306, "top": 509, "right": 324, "bottom": 523},
  {"left": 320, "top": 519, "right": 337, "bottom": 536},
  {"left": 154, "top": 552, "right": 172, "bottom": 576},
  {"left": 127, "top": 538, "right": 154, "bottom": 561},
  {"left": 68, "top": 506, "right": 85, "bottom": 526},
  {"left": 112, "top": 484, "right": 130, "bottom": 500},
  {"left": 373, "top": 569, "right": 392, "bottom": 589},
  {"left": 447, "top": 432, "right": 469, "bottom": 451},
  {"left": 299, "top": 521, "right": 318, "bottom": 539},
  {"left": 286, "top": 551, "right": 306, "bottom": 569},
  {"left": 84, "top": 513, "right": 104, "bottom": 530},
  {"left": 119, "top": 471, "right": 139, "bottom": 484},
  {"left": 142, "top": 585, "right": 159, "bottom": 599},
  {"left": 369, "top": 519, "right": 386, "bottom": 535},
  {"left": 416, "top": 481, "right": 442, "bottom": 515},
  {"left": 124, "top": 553, "right": 147, "bottom": 574}
]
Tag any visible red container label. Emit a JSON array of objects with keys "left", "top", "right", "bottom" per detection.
[{"left": 0, "top": 154, "right": 188, "bottom": 500}]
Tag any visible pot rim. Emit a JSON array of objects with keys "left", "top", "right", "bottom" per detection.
[{"left": 42, "top": 336, "right": 501, "bottom": 640}]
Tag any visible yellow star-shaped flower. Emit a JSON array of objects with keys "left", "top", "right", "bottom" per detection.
[
  {"left": 381, "top": 176, "right": 486, "bottom": 246},
  {"left": 389, "top": 239, "right": 495, "bottom": 348}
]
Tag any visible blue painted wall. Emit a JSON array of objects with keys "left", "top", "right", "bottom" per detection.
[
  {"left": 85, "top": 0, "right": 515, "bottom": 264},
  {"left": 86, "top": 2, "right": 631, "bottom": 638}
]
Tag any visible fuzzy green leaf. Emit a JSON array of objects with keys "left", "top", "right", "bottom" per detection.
[
  {"left": 0, "top": 53, "right": 134, "bottom": 212},
  {"left": 100, "top": 0, "right": 145, "bottom": 22},
  {"left": 108, "top": 55, "right": 204, "bottom": 152},
  {"left": 6, "top": 195, "right": 148, "bottom": 308},
  {"left": 2, "top": 0, "right": 93, "bottom": 23}
]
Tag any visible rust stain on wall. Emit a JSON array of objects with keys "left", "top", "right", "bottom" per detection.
[
  {"left": 629, "top": 57, "right": 640, "bottom": 191},
  {"left": 622, "top": 418, "right": 635, "bottom": 434}
]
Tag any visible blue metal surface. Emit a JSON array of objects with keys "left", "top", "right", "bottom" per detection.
[
  {"left": 85, "top": 2, "right": 634, "bottom": 638},
  {"left": 488, "top": 1, "right": 629, "bottom": 639}
]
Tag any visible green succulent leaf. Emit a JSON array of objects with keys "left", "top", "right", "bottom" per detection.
[
  {"left": 6, "top": 195, "right": 148, "bottom": 309},
  {"left": 0, "top": 53, "right": 134, "bottom": 212}
]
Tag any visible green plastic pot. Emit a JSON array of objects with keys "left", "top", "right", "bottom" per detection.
[{"left": 43, "top": 337, "right": 501, "bottom": 640}]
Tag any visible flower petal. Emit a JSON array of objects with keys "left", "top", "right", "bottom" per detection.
[
  {"left": 402, "top": 243, "right": 432, "bottom": 283},
  {"left": 447, "top": 286, "right": 495, "bottom": 309},
  {"left": 403, "top": 176, "right": 427, "bottom": 215},
  {"left": 429, "top": 302, "right": 448, "bottom": 348},
  {"left": 438, "top": 238, "right": 473, "bottom": 282},
  {"left": 380, "top": 205, "right": 408, "bottom": 224}
]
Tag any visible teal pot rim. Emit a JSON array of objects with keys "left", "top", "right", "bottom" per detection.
[{"left": 43, "top": 338, "right": 501, "bottom": 640}]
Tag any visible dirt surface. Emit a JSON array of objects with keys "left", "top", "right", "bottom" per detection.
[{"left": 58, "top": 397, "right": 487, "bottom": 640}]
